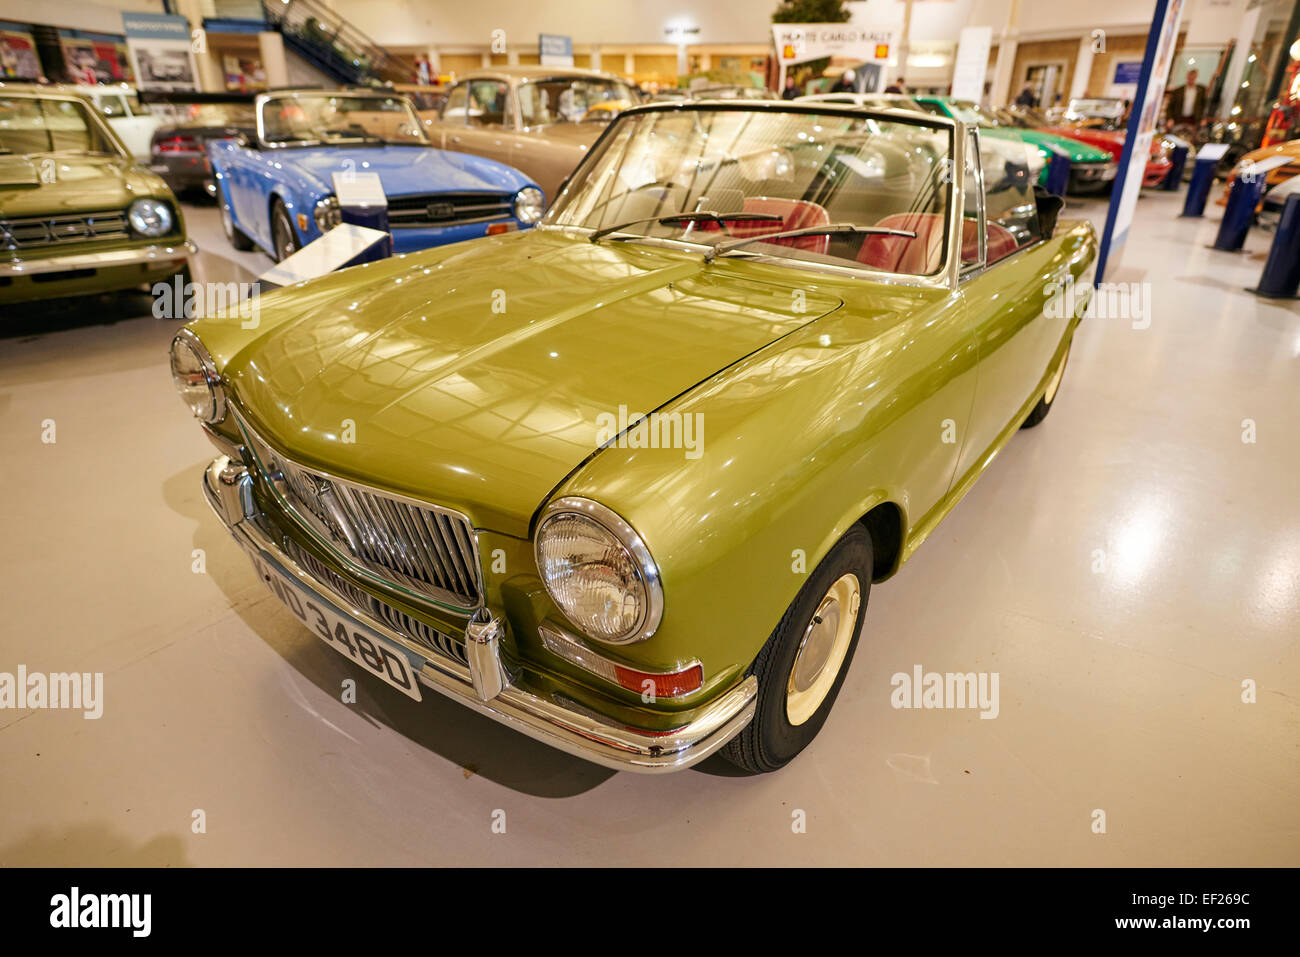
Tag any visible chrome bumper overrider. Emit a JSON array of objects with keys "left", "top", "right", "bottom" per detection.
[
  {"left": 0, "top": 240, "right": 196, "bottom": 276},
  {"left": 201, "top": 456, "right": 757, "bottom": 773}
]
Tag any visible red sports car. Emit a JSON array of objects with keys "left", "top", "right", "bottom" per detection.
[{"left": 1000, "top": 108, "right": 1173, "bottom": 188}]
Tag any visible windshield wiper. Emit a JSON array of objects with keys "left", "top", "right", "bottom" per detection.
[
  {"left": 704, "top": 223, "right": 918, "bottom": 262},
  {"left": 589, "top": 210, "right": 783, "bottom": 243}
]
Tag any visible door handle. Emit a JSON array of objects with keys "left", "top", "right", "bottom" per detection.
[{"left": 451, "top": 135, "right": 462, "bottom": 144}]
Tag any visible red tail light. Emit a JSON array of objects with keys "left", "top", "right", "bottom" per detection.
[{"left": 156, "top": 135, "right": 200, "bottom": 154}]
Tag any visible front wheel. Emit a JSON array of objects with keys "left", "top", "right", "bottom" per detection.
[
  {"left": 1021, "top": 339, "right": 1071, "bottom": 429},
  {"left": 270, "top": 199, "right": 299, "bottom": 262},
  {"left": 722, "top": 525, "right": 872, "bottom": 773}
]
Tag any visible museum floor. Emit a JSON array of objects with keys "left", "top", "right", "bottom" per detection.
[{"left": 1, "top": 190, "right": 1296, "bottom": 866}]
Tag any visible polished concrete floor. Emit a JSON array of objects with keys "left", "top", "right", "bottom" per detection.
[{"left": 1, "top": 191, "right": 1297, "bottom": 866}]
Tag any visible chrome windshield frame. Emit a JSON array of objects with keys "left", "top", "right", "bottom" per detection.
[
  {"left": 254, "top": 89, "right": 430, "bottom": 150},
  {"left": 540, "top": 100, "right": 967, "bottom": 292}
]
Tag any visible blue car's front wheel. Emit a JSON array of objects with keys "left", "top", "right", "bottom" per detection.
[{"left": 270, "top": 198, "right": 299, "bottom": 263}]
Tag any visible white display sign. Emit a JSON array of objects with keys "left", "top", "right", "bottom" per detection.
[
  {"left": 772, "top": 23, "right": 896, "bottom": 65},
  {"left": 332, "top": 171, "right": 387, "bottom": 208},
  {"left": 259, "top": 224, "right": 391, "bottom": 287},
  {"left": 1196, "top": 143, "right": 1231, "bottom": 162},
  {"left": 951, "top": 26, "right": 993, "bottom": 103}
]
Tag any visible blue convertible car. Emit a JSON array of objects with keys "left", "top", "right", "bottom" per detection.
[{"left": 209, "top": 89, "right": 544, "bottom": 261}]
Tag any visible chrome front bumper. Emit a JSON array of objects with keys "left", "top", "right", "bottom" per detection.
[
  {"left": 0, "top": 240, "right": 196, "bottom": 277},
  {"left": 201, "top": 456, "right": 757, "bottom": 773}
]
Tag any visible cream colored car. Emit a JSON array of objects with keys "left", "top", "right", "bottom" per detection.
[{"left": 422, "top": 66, "right": 638, "bottom": 203}]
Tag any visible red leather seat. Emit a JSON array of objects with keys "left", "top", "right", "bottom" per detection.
[
  {"left": 696, "top": 197, "right": 830, "bottom": 254},
  {"left": 857, "top": 213, "right": 1021, "bottom": 273},
  {"left": 982, "top": 221, "right": 1018, "bottom": 263},
  {"left": 857, "top": 212, "right": 946, "bottom": 274}
]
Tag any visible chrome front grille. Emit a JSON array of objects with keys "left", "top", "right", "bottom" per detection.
[
  {"left": 386, "top": 192, "right": 512, "bottom": 228},
  {"left": 0, "top": 210, "right": 130, "bottom": 250},
  {"left": 282, "top": 537, "right": 469, "bottom": 665},
  {"left": 241, "top": 422, "right": 482, "bottom": 610}
]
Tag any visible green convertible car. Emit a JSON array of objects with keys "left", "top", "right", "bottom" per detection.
[
  {"left": 173, "top": 100, "right": 1096, "bottom": 773},
  {"left": 1, "top": 84, "right": 192, "bottom": 304}
]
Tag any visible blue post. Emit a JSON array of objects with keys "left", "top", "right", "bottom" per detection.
[
  {"left": 1161, "top": 144, "right": 1188, "bottom": 191},
  {"left": 1249, "top": 193, "right": 1300, "bottom": 298},
  {"left": 1044, "top": 146, "right": 1070, "bottom": 196},
  {"left": 1180, "top": 155, "right": 1218, "bottom": 216},
  {"left": 340, "top": 204, "right": 392, "bottom": 264},
  {"left": 1212, "top": 173, "right": 1265, "bottom": 251}
]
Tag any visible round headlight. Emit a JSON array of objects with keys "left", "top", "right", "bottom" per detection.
[
  {"left": 512, "top": 186, "right": 545, "bottom": 225},
  {"left": 535, "top": 498, "right": 663, "bottom": 644},
  {"left": 169, "top": 330, "right": 225, "bottom": 424},
  {"left": 128, "top": 197, "right": 174, "bottom": 237},
  {"left": 314, "top": 195, "right": 341, "bottom": 233}
]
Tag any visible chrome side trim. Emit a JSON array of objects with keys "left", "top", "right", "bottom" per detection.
[
  {"left": 0, "top": 240, "right": 195, "bottom": 277},
  {"left": 202, "top": 457, "right": 757, "bottom": 773}
]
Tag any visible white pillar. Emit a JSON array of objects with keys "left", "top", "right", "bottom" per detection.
[
  {"left": 1069, "top": 34, "right": 1094, "bottom": 101},
  {"left": 590, "top": 45, "right": 601, "bottom": 70},
  {"left": 1218, "top": 2, "right": 1262, "bottom": 118},
  {"left": 624, "top": 52, "right": 635, "bottom": 75},
  {"left": 258, "top": 31, "right": 290, "bottom": 88},
  {"left": 989, "top": 0, "right": 1022, "bottom": 107},
  {"left": 174, "top": 0, "right": 222, "bottom": 93}
]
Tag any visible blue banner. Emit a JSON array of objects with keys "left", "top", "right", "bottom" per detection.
[{"left": 121, "top": 12, "right": 190, "bottom": 42}]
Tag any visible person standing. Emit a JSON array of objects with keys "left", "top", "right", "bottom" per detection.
[
  {"left": 885, "top": 76, "right": 905, "bottom": 93},
  {"left": 1165, "top": 69, "right": 1207, "bottom": 127},
  {"left": 1014, "top": 84, "right": 1037, "bottom": 108},
  {"left": 781, "top": 75, "right": 799, "bottom": 100}
]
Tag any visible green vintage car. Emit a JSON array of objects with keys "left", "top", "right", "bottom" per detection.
[
  {"left": 173, "top": 101, "right": 1096, "bottom": 773},
  {"left": 912, "top": 96, "right": 1118, "bottom": 193},
  {"left": 1, "top": 85, "right": 192, "bottom": 304}
]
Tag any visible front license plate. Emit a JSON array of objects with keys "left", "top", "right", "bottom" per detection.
[{"left": 251, "top": 554, "right": 422, "bottom": 701}]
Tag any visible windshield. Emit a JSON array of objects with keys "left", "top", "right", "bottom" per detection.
[
  {"left": 944, "top": 100, "right": 1001, "bottom": 127},
  {"left": 517, "top": 76, "right": 637, "bottom": 126},
  {"left": 173, "top": 103, "right": 257, "bottom": 128},
  {"left": 547, "top": 106, "right": 954, "bottom": 276},
  {"left": 259, "top": 93, "right": 428, "bottom": 146},
  {"left": 0, "top": 96, "right": 121, "bottom": 156}
]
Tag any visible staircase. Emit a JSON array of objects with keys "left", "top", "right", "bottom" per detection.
[{"left": 260, "top": 0, "right": 417, "bottom": 86}]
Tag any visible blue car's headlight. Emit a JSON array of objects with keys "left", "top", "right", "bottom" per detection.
[
  {"left": 314, "top": 195, "right": 341, "bottom": 233},
  {"left": 128, "top": 198, "right": 174, "bottom": 238},
  {"left": 512, "top": 186, "right": 545, "bottom": 225}
]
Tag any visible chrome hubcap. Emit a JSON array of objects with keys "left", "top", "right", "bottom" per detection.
[{"left": 786, "top": 573, "right": 861, "bottom": 726}]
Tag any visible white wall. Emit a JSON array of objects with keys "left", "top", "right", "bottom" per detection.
[{"left": 0, "top": 0, "right": 165, "bottom": 34}]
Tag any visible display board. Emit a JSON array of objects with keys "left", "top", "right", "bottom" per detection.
[
  {"left": 0, "top": 23, "right": 40, "bottom": 80},
  {"left": 1095, "top": 0, "right": 1188, "bottom": 282},
  {"left": 122, "top": 12, "right": 198, "bottom": 92}
]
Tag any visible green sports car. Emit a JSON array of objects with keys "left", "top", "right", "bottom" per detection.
[
  {"left": 1, "top": 84, "right": 192, "bottom": 304},
  {"left": 913, "top": 96, "right": 1117, "bottom": 193},
  {"left": 173, "top": 100, "right": 1096, "bottom": 773}
]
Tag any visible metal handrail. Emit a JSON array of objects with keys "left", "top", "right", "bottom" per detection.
[{"left": 262, "top": 0, "right": 418, "bottom": 84}]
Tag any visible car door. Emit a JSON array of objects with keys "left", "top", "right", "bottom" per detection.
[
  {"left": 953, "top": 129, "right": 1059, "bottom": 482},
  {"left": 441, "top": 78, "right": 514, "bottom": 165}
]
